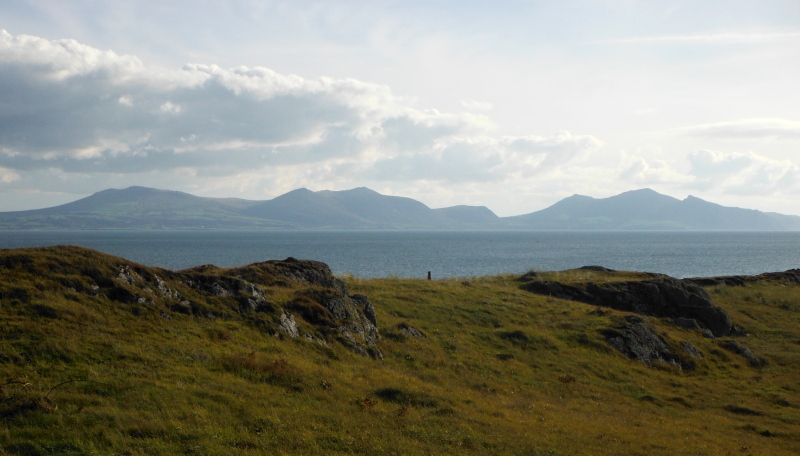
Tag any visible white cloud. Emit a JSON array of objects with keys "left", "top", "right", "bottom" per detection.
[
  {"left": 0, "top": 167, "right": 20, "bottom": 183},
  {"left": 687, "top": 149, "right": 800, "bottom": 195},
  {"left": 363, "top": 132, "right": 602, "bottom": 184},
  {"left": 0, "top": 30, "right": 601, "bottom": 193},
  {"left": 159, "top": 101, "right": 181, "bottom": 114},
  {"left": 617, "top": 154, "right": 692, "bottom": 186},
  {"left": 679, "top": 118, "right": 800, "bottom": 140},
  {"left": 605, "top": 30, "right": 800, "bottom": 45}
]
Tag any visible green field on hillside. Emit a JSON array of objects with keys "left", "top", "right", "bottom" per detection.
[{"left": 1, "top": 247, "right": 799, "bottom": 455}]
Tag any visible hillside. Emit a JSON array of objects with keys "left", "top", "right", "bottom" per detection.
[
  {"left": 506, "top": 188, "right": 800, "bottom": 230},
  {"left": 0, "top": 187, "right": 500, "bottom": 230},
  {"left": 1, "top": 186, "right": 799, "bottom": 230},
  {"left": 0, "top": 187, "right": 277, "bottom": 230},
  {"left": 2, "top": 247, "right": 800, "bottom": 455}
]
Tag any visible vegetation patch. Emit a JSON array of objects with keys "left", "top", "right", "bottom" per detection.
[{"left": 1, "top": 246, "right": 800, "bottom": 455}]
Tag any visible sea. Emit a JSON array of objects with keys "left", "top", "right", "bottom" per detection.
[{"left": 1, "top": 230, "right": 799, "bottom": 279}]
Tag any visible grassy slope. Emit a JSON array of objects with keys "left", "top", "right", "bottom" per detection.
[{"left": 1, "top": 249, "right": 799, "bottom": 455}]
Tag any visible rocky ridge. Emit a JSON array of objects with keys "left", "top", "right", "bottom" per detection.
[{"left": 1, "top": 246, "right": 382, "bottom": 358}]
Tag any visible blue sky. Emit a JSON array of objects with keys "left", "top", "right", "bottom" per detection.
[{"left": 1, "top": 0, "right": 799, "bottom": 215}]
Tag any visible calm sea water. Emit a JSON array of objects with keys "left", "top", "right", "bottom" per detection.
[{"left": 1, "top": 230, "right": 798, "bottom": 279}]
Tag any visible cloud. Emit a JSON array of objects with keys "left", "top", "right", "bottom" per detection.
[
  {"left": 617, "top": 154, "right": 692, "bottom": 186},
  {"left": 605, "top": 31, "right": 800, "bottom": 45},
  {"left": 363, "top": 132, "right": 602, "bottom": 183},
  {"left": 0, "top": 30, "right": 600, "bottom": 190},
  {"left": 687, "top": 149, "right": 800, "bottom": 195},
  {"left": 0, "top": 166, "right": 20, "bottom": 183},
  {"left": 679, "top": 118, "right": 800, "bottom": 140}
]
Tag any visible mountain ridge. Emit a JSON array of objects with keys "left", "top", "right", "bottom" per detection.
[{"left": 1, "top": 186, "right": 799, "bottom": 231}]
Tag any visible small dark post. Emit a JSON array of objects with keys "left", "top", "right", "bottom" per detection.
[{"left": 427, "top": 271, "right": 431, "bottom": 280}]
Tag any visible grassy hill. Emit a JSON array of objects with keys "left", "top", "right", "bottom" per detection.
[{"left": 1, "top": 247, "right": 799, "bottom": 455}]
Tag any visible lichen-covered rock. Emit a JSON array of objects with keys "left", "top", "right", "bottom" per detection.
[{"left": 521, "top": 276, "right": 733, "bottom": 337}]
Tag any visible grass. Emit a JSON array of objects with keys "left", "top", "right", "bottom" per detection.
[{"left": 1, "top": 246, "right": 799, "bottom": 454}]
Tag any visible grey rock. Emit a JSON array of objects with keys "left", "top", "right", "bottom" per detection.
[
  {"left": 605, "top": 322, "right": 692, "bottom": 369},
  {"left": 211, "top": 282, "right": 231, "bottom": 297},
  {"left": 117, "top": 266, "right": 139, "bottom": 285},
  {"left": 719, "top": 339, "right": 765, "bottom": 367},
  {"left": 674, "top": 317, "right": 701, "bottom": 331},
  {"left": 351, "top": 294, "right": 378, "bottom": 328},
  {"left": 522, "top": 276, "right": 733, "bottom": 337},
  {"left": 398, "top": 323, "right": 426, "bottom": 339},
  {"left": 279, "top": 311, "right": 299, "bottom": 338},
  {"left": 153, "top": 274, "right": 181, "bottom": 300},
  {"left": 326, "top": 298, "right": 350, "bottom": 320},
  {"left": 682, "top": 341, "right": 702, "bottom": 358}
]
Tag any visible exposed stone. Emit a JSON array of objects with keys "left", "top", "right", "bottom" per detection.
[
  {"left": 117, "top": 266, "right": 140, "bottom": 285},
  {"left": 210, "top": 282, "right": 231, "bottom": 297},
  {"left": 398, "top": 323, "right": 426, "bottom": 339},
  {"left": 686, "top": 269, "right": 800, "bottom": 287},
  {"left": 605, "top": 323, "right": 675, "bottom": 365},
  {"left": 279, "top": 311, "right": 299, "bottom": 338},
  {"left": 351, "top": 294, "right": 378, "bottom": 328},
  {"left": 521, "top": 276, "right": 733, "bottom": 337},
  {"left": 719, "top": 339, "right": 765, "bottom": 367},
  {"left": 326, "top": 298, "right": 349, "bottom": 320},
  {"left": 674, "top": 317, "right": 701, "bottom": 331},
  {"left": 682, "top": 341, "right": 702, "bottom": 358},
  {"left": 153, "top": 274, "right": 181, "bottom": 300}
]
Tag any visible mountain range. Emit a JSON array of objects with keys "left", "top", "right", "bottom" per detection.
[{"left": 1, "top": 186, "right": 798, "bottom": 231}]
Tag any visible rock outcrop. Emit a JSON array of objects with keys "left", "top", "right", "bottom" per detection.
[
  {"left": 603, "top": 316, "right": 695, "bottom": 369},
  {"left": 520, "top": 275, "right": 733, "bottom": 337},
  {"left": 719, "top": 339, "right": 765, "bottom": 367},
  {"left": 182, "top": 258, "right": 383, "bottom": 358},
  {"left": 2, "top": 247, "right": 383, "bottom": 359},
  {"left": 686, "top": 269, "right": 800, "bottom": 287}
]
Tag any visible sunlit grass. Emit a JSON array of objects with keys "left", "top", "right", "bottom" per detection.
[{"left": 1, "top": 247, "right": 799, "bottom": 454}]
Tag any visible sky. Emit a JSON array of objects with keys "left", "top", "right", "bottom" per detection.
[{"left": 1, "top": 0, "right": 799, "bottom": 216}]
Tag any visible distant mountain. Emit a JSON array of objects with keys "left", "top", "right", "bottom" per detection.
[
  {"left": 1, "top": 186, "right": 798, "bottom": 230},
  {"left": 505, "top": 188, "right": 800, "bottom": 230},
  {"left": 0, "top": 186, "right": 500, "bottom": 230},
  {"left": 0, "top": 187, "right": 277, "bottom": 230}
]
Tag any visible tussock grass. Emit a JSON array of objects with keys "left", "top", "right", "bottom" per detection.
[{"left": 1, "top": 248, "right": 799, "bottom": 454}]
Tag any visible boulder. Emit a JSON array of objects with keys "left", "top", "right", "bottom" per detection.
[
  {"left": 719, "top": 339, "right": 765, "bottom": 367},
  {"left": 604, "top": 321, "right": 685, "bottom": 368},
  {"left": 521, "top": 276, "right": 733, "bottom": 337}
]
